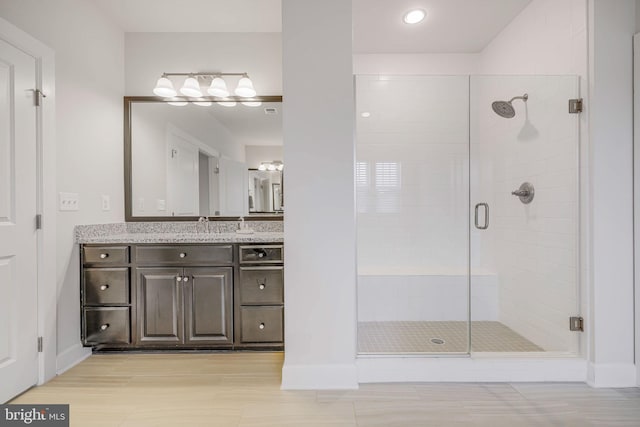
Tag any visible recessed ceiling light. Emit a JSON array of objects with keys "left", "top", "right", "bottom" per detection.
[
  {"left": 403, "top": 9, "right": 426, "bottom": 24},
  {"left": 361, "top": 112, "right": 371, "bottom": 118}
]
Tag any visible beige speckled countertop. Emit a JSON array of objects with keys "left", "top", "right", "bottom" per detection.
[{"left": 75, "top": 222, "right": 283, "bottom": 244}]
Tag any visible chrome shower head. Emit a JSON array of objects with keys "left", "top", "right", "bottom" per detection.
[{"left": 491, "top": 93, "right": 528, "bottom": 118}]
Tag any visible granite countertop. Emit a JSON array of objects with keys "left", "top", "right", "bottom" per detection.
[
  {"left": 75, "top": 222, "right": 284, "bottom": 244},
  {"left": 77, "top": 231, "right": 283, "bottom": 244}
]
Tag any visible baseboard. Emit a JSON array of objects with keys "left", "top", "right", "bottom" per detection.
[
  {"left": 56, "top": 343, "right": 92, "bottom": 375},
  {"left": 587, "top": 362, "right": 637, "bottom": 388},
  {"left": 357, "top": 356, "right": 588, "bottom": 383},
  {"left": 281, "top": 363, "right": 358, "bottom": 390}
]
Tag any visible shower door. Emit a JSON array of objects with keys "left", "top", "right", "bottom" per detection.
[
  {"left": 355, "top": 75, "right": 471, "bottom": 355},
  {"left": 469, "top": 76, "right": 581, "bottom": 354}
]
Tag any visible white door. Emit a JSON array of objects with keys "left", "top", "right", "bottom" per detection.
[
  {"left": 0, "top": 39, "right": 39, "bottom": 403},
  {"left": 218, "top": 157, "right": 248, "bottom": 217},
  {"left": 167, "top": 132, "right": 199, "bottom": 216}
]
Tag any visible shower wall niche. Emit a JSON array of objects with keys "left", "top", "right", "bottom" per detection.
[{"left": 356, "top": 75, "right": 580, "bottom": 356}]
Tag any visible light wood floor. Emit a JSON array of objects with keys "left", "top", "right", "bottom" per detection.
[{"left": 10, "top": 352, "right": 640, "bottom": 426}]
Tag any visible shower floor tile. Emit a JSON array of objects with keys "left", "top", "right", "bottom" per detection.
[{"left": 357, "top": 321, "right": 543, "bottom": 354}]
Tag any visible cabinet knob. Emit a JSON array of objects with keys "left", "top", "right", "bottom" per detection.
[
  {"left": 259, "top": 284, "right": 265, "bottom": 290},
  {"left": 179, "top": 253, "right": 187, "bottom": 258},
  {"left": 183, "top": 276, "right": 190, "bottom": 282},
  {"left": 176, "top": 276, "right": 183, "bottom": 282},
  {"left": 100, "top": 324, "right": 109, "bottom": 331},
  {"left": 100, "top": 284, "right": 109, "bottom": 291},
  {"left": 100, "top": 253, "right": 109, "bottom": 259},
  {"left": 258, "top": 252, "right": 264, "bottom": 258},
  {"left": 259, "top": 323, "right": 265, "bottom": 330}
]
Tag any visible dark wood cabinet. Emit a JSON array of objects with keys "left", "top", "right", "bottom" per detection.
[{"left": 81, "top": 242, "right": 282, "bottom": 351}]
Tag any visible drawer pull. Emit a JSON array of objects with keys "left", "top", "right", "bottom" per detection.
[
  {"left": 259, "top": 323, "right": 265, "bottom": 330},
  {"left": 100, "top": 324, "right": 110, "bottom": 331},
  {"left": 179, "top": 252, "right": 187, "bottom": 258},
  {"left": 183, "top": 276, "right": 190, "bottom": 282},
  {"left": 100, "top": 253, "right": 109, "bottom": 259},
  {"left": 259, "top": 283, "right": 265, "bottom": 290},
  {"left": 176, "top": 276, "right": 183, "bottom": 282},
  {"left": 258, "top": 252, "right": 265, "bottom": 258},
  {"left": 100, "top": 284, "right": 109, "bottom": 291}
]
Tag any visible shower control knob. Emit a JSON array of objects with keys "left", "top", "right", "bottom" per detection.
[{"left": 512, "top": 182, "right": 535, "bottom": 204}]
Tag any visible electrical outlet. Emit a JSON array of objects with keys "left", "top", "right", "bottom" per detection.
[
  {"left": 59, "top": 192, "right": 79, "bottom": 211},
  {"left": 101, "top": 195, "right": 110, "bottom": 211},
  {"left": 157, "top": 199, "right": 166, "bottom": 211}
]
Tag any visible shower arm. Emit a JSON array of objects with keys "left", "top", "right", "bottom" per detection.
[{"left": 509, "top": 94, "right": 529, "bottom": 103}]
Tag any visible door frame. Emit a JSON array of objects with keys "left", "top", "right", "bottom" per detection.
[
  {"left": 634, "top": 33, "right": 640, "bottom": 387},
  {"left": 0, "top": 17, "right": 56, "bottom": 385}
]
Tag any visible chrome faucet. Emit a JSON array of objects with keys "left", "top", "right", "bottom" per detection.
[{"left": 197, "top": 216, "right": 210, "bottom": 233}]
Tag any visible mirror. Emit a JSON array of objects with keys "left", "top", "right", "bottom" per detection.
[{"left": 124, "top": 96, "right": 283, "bottom": 221}]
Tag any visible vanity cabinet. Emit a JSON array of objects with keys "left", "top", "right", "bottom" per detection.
[
  {"left": 81, "top": 246, "right": 132, "bottom": 346},
  {"left": 136, "top": 266, "right": 232, "bottom": 347},
  {"left": 80, "top": 242, "right": 283, "bottom": 351},
  {"left": 235, "top": 245, "right": 284, "bottom": 347}
]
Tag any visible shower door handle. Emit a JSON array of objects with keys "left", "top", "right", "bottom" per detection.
[{"left": 474, "top": 203, "right": 489, "bottom": 230}]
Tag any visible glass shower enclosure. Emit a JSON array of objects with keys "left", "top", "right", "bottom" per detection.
[{"left": 355, "top": 74, "right": 580, "bottom": 356}]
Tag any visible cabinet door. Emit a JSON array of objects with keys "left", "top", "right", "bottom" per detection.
[
  {"left": 137, "top": 268, "right": 183, "bottom": 345},
  {"left": 183, "top": 267, "right": 233, "bottom": 345}
]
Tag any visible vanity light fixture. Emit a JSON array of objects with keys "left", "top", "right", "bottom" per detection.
[
  {"left": 258, "top": 161, "right": 284, "bottom": 171},
  {"left": 153, "top": 72, "right": 257, "bottom": 100},
  {"left": 403, "top": 9, "right": 426, "bottom": 24},
  {"left": 242, "top": 101, "right": 262, "bottom": 107},
  {"left": 167, "top": 101, "right": 188, "bottom": 107},
  {"left": 218, "top": 100, "right": 237, "bottom": 107}
]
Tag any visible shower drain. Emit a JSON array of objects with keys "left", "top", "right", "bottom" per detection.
[{"left": 430, "top": 338, "right": 445, "bottom": 345}]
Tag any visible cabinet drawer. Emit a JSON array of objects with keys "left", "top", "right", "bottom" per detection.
[
  {"left": 239, "top": 245, "right": 283, "bottom": 264},
  {"left": 83, "top": 268, "right": 129, "bottom": 305},
  {"left": 240, "top": 306, "right": 283, "bottom": 343},
  {"left": 83, "top": 246, "right": 129, "bottom": 264},
  {"left": 239, "top": 267, "right": 283, "bottom": 304},
  {"left": 136, "top": 245, "right": 233, "bottom": 265},
  {"left": 84, "top": 307, "right": 130, "bottom": 344}
]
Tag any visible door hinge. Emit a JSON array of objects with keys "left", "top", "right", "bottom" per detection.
[
  {"left": 37, "top": 337, "right": 43, "bottom": 352},
  {"left": 35, "top": 214, "right": 42, "bottom": 230},
  {"left": 569, "top": 98, "right": 583, "bottom": 114},
  {"left": 569, "top": 316, "right": 584, "bottom": 332},
  {"left": 33, "top": 89, "right": 46, "bottom": 107}
]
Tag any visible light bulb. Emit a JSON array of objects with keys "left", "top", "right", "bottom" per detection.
[
  {"left": 235, "top": 76, "right": 256, "bottom": 97},
  {"left": 403, "top": 9, "right": 426, "bottom": 24},
  {"left": 267, "top": 164, "right": 276, "bottom": 171},
  {"left": 258, "top": 164, "right": 267, "bottom": 171},
  {"left": 217, "top": 100, "right": 237, "bottom": 107},
  {"left": 207, "top": 77, "right": 230, "bottom": 97},
  {"left": 180, "top": 76, "right": 202, "bottom": 97},
  {"left": 153, "top": 77, "right": 177, "bottom": 97}
]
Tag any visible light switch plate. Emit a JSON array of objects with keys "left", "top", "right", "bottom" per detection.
[
  {"left": 157, "top": 199, "right": 166, "bottom": 211},
  {"left": 59, "top": 192, "right": 79, "bottom": 211},
  {"left": 101, "top": 195, "right": 110, "bottom": 211}
]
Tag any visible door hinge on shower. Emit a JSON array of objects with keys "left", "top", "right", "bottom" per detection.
[
  {"left": 37, "top": 337, "right": 43, "bottom": 352},
  {"left": 569, "top": 316, "right": 584, "bottom": 332},
  {"left": 569, "top": 98, "right": 583, "bottom": 114}
]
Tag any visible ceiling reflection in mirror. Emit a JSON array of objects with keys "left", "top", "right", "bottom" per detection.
[{"left": 127, "top": 97, "right": 283, "bottom": 220}]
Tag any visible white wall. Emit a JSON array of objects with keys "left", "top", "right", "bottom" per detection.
[
  {"left": 282, "top": 0, "right": 357, "bottom": 389},
  {"left": 587, "top": 0, "right": 636, "bottom": 387},
  {"left": 354, "top": 53, "right": 479, "bottom": 75},
  {"left": 0, "top": 0, "right": 125, "bottom": 370},
  {"left": 125, "top": 32, "right": 282, "bottom": 96},
  {"left": 245, "top": 145, "right": 283, "bottom": 169}
]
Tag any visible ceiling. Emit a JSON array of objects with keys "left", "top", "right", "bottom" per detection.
[
  {"left": 93, "top": 0, "right": 531, "bottom": 53},
  {"left": 353, "top": 0, "right": 532, "bottom": 53},
  {"left": 206, "top": 102, "right": 282, "bottom": 146},
  {"left": 91, "top": 0, "right": 282, "bottom": 33}
]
